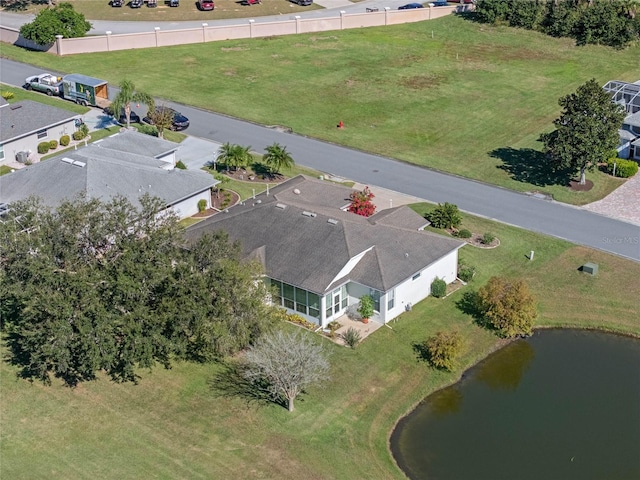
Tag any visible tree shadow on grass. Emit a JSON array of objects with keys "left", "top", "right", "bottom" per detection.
[
  {"left": 455, "top": 290, "right": 499, "bottom": 333},
  {"left": 491, "top": 147, "right": 571, "bottom": 187},
  {"left": 208, "top": 361, "right": 285, "bottom": 409}
]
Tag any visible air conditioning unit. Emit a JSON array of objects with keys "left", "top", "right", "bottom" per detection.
[{"left": 16, "top": 151, "right": 29, "bottom": 163}]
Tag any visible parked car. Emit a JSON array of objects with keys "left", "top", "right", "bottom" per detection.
[
  {"left": 168, "top": 0, "right": 179, "bottom": 6},
  {"left": 111, "top": 0, "right": 123, "bottom": 6},
  {"left": 430, "top": 0, "right": 448, "bottom": 5},
  {"left": 143, "top": 107, "right": 190, "bottom": 131},
  {"left": 130, "top": 0, "right": 143, "bottom": 7},
  {"left": 289, "top": 0, "right": 312, "bottom": 4},
  {"left": 399, "top": 2, "right": 424, "bottom": 8},
  {"left": 245, "top": 0, "right": 261, "bottom": 4},
  {"left": 197, "top": 0, "right": 214, "bottom": 9},
  {"left": 104, "top": 106, "right": 141, "bottom": 125},
  {"left": 148, "top": 0, "right": 157, "bottom": 6},
  {"left": 24, "top": 73, "right": 62, "bottom": 96}
]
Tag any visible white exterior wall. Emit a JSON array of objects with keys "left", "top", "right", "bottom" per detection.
[
  {"left": 1, "top": 119, "right": 78, "bottom": 165},
  {"left": 379, "top": 249, "right": 460, "bottom": 323},
  {"left": 157, "top": 151, "right": 176, "bottom": 168},
  {"left": 171, "top": 190, "right": 210, "bottom": 219}
]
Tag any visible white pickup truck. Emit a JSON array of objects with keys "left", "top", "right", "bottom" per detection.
[{"left": 25, "top": 73, "right": 63, "bottom": 96}]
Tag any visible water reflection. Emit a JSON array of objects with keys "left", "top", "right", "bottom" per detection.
[
  {"left": 429, "top": 387, "right": 463, "bottom": 417},
  {"left": 474, "top": 340, "right": 535, "bottom": 391}
]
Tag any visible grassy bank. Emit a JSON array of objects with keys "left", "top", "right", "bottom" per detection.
[
  {"left": 2, "top": 208, "right": 639, "bottom": 479},
  {"left": 1, "top": 83, "right": 89, "bottom": 114},
  {"left": 2, "top": 15, "right": 637, "bottom": 204}
]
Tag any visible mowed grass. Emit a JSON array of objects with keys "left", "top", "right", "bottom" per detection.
[
  {"left": 2, "top": 209, "right": 639, "bottom": 479},
  {"left": 7, "top": 0, "right": 322, "bottom": 21},
  {"left": 2, "top": 15, "right": 638, "bottom": 204}
]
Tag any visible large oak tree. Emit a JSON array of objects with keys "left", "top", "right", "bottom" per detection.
[
  {"left": 0, "top": 195, "right": 276, "bottom": 385},
  {"left": 540, "top": 78, "right": 625, "bottom": 185}
]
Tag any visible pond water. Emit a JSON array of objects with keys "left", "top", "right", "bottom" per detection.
[{"left": 390, "top": 329, "right": 640, "bottom": 480}]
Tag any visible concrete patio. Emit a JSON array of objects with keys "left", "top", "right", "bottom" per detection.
[{"left": 327, "top": 311, "right": 384, "bottom": 347}]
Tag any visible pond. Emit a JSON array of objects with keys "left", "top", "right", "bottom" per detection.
[{"left": 390, "top": 329, "right": 640, "bottom": 480}]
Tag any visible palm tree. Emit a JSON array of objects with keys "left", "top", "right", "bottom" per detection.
[
  {"left": 111, "top": 79, "right": 154, "bottom": 129},
  {"left": 216, "top": 143, "right": 252, "bottom": 172},
  {"left": 263, "top": 143, "right": 294, "bottom": 176}
]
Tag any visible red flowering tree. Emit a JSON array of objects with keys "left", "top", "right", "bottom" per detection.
[{"left": 348, "top": 186, "right": 376, "bottom": 217}]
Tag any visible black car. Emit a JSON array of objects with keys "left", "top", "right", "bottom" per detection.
[
  {"left": 289, "top": 0, "right": 312, "bottom": 4},
  {"left": 143, "top": 106, "right": 190, "bottom": 131},
  {"left": 399, "top": 2, "right": 424, "bottom": 8},
  {"left": 111, "top": 0, "right": 123, "bottom": 6},
  {"left": 130, "top": 0, "right": 143, "bottom": 7},
  {"left": 104, "top": 106, "right": 141, "bottom": 125}
]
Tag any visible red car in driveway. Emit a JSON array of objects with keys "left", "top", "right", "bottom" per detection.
[{"left": 198, "top": 0, "right": 214, "bottom": 9}]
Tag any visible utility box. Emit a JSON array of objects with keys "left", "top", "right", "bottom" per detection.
[{"left": 582, "top": 262, "right": 598, "bottom": 276}]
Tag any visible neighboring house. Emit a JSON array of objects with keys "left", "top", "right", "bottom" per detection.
[
  {"left": 603, "top": 80, "right": 640, "bottom": 161},
  {"left": 0, "top": 130, "right": 217, "bottom": 219},
  {"left": 185, "top": 175, "right": 464, "bottom": 327},
  {"left": 0, "top": 98, "right": 80, "bottom": 165}
]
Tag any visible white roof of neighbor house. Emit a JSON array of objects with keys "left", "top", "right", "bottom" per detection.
[
  {"left": 93, "top": 130, "right": 178, "bottom": 159},
  {"left": 0, "top": 138, "right": 217, "bottom": 209}
]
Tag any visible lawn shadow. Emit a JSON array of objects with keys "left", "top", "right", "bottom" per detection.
[
  {"left": 455, "top": 290, "right": 497, "bottom": 332},
  {"left": 209, "top": 361, "right": 283, "bottom": 408},
  {"left": 412, "top": 342, "right": 429, "bottom": 363},
  {"left": 491, "top": 147, "right": 570, "bottom": 187}
]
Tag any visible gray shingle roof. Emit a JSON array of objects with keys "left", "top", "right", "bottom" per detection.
[
  {"left": 0, "top": 100, "right": 79, "bottom": 143},
  {"left": 625, "top": 112, "right": 640, "bottom": 128},
  {"left": 92, "top": 130, "right": 178, "bottom": 159},
  {"left": 186, "top": 176, "right": 463, "bottom": 294},
  {"left": 0, "top": 141, "right": 216, "bottom": 209}
]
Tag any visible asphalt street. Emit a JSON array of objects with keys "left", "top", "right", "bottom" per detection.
[{"left": 2, "top": 58, "right": 639, "bottom": 261}]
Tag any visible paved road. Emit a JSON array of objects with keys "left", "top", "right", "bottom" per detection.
[{"left": 2, "top": 58, "right": 639, "bottom": 261}]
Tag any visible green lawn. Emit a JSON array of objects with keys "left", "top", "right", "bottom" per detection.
[
  {"left": 2, "top": 209, "right": 639, "bottom": 479},
  {"left": 2, "top": 15, "right": 637, "bottom": 204}
]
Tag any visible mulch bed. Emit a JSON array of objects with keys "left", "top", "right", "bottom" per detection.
[
  {"left": 568, "top": 179, "right": 594, "bottom": 192},
  {"left": 221, "top": 169, "right": 286, "bottom": 184}
]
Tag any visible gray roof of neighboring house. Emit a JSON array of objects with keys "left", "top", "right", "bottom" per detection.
[
  {"left": 185, "top": 176, "right": 463, "bottom": 294},
  {"left": 624, "top": 112, "right": 640, "bottom": 128},
  {"left": 0, "top": 100, "right": 79, "bottom": 144},
  {"left": 619, "top": 129, "right": 637, "bottom": 142},
  {"left": 0, "top": 142, "right": 216, "bottom": 209},
  {"left": 92, "top": 130, "right": 178, "bottom": 159}
]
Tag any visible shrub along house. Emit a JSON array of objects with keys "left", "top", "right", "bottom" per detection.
[
  {"left": 0, "top": 98, "right": 80, "bottom": 165},
  {"left": 0, "top": 130, "right": 216, "bottom": 219},
  {"left": 185, "top": 175, "right": 464, "bottom": 327}
]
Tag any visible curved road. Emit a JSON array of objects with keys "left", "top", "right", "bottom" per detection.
[{"left": 1, "top": 58, "right": 639, "bottom": 262}]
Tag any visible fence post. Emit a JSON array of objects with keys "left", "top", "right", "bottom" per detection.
[
  {"left": 249, "top": 19, "right": 255, "bottom": 38},
  {"left": 384, "top": 7, "right": 390, "bottom": 26},
  {"left": 55, "top": 34, "right": 63, "bottom": 56},
  {"left": 202, "top": 23, "right": 208, "bottom": 43},
  {"left": 105, "top": 31, "right": 112, "bottom": 52},
  {"left": 154, "top": 27, "right": 160, "bottom": 48},
  {"left": 294, "top": 15, "right": 301, "bottom": 34},
  {"left": 340, "top": 10, "right": 346, "bottom": 30}
]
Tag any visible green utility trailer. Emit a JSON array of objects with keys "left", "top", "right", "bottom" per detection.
[{"left": 62, "top": 74, "right": 109, "bottom": 108}]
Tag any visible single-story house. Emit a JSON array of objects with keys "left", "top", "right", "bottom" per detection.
[
  {"left": 604, "top": 80, "right": 640, "bottom": 161},
  {"left": 0, "top": 130, "right": 217, "bottom": 219},
  {"left": 0, "top": 98, "right": 80, "bottom": 166},
  {"left": 185, "top": 175, "right": 464, "bottom": 327}
]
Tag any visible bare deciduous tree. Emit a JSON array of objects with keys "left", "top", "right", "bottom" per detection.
[{"left": 243, "top": 329, "right": 330, "bottom": 412}]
